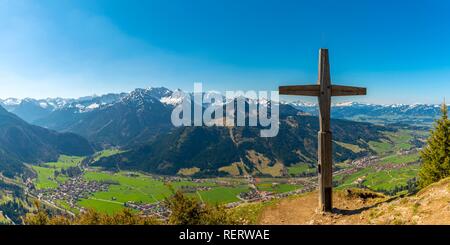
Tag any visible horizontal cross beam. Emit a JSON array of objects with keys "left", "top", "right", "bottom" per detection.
[
  {"left": 279, "top": 85, "right": 320, "bottom": 96},
  {"left": 331, "top": 85, "right": 367, "bottom": 96},
  {"left": 279, "top": 84, "right": 366, "bottom": 97}
]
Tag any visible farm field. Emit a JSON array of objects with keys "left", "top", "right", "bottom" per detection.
[
  {"left": 78, "top": 198, "right": 125, "bottom": 215},
  {"left": 31, "top": 166, "right": 62, "bottom": 189},
  {"left": 188, "top": 186, "right": 250, "bottom": 204},
  {"left": 31, "top": 155, "right": 84, "bottom": 190},
  {"left": 79, "top": 171, "right": 254, "bottom": 213},
  {"left": 287, "top": 164, "right": 316, "bottom": 177},
  {"left": 363, "top": 165, "right": 419, "bottom": 191},
  {"left": 368, "top": 129, "right": 426, "bottom": 156},
  {"left": 335, "top": 152, "right": 420, "bottom": 193},
  {"left": 379, "top": 153, "right": 420, "bottom": 165},
  {"left": 43, "top": 155, "right": 83, "bottom": 169},
  {"left": 92, "top": 149, "right": 125, "bottom": 162},
  {"left": 256, "top": 182, "right": 301, "bottom": 194},
  {"left": 82, "top": 171, "right": 180, "bottom": 205}
]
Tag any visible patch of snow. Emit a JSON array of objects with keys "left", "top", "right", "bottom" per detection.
[
  {"left": 2, "top": 98, "right": 22, "bottom": 106},
  {"left": 335, "top": 101, "right": 357, "bottom": 107},
  {"left": 86, "top": 103, "right": 100, "bottom": 110},
  {"left": 39, "top": 102, "right": 49, "bottom": 109},
  {"left": 160, "top": 89, "right": 189, "bottom": 106}
]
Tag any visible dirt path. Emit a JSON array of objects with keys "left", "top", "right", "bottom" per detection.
[
  {"left": 260, "top": 190, "right": 389, "bottom": 225},
  {"left": 260, "top": 193, "right": 318, "bottom": 225}
]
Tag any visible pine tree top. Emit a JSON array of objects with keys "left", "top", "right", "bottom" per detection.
[{"left": 442, "top": 101, "right": 448, "bottom": 119}]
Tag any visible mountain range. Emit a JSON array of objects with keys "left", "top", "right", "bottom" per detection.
[
  {"left": 0, "top": 86, "right": 436, "bottom": 177},
  {"left": 288, "top": 101, "right": 443, "bottom": 126},
  {"left": 1, "top": 88, "right": 443, "bottom": 128}
]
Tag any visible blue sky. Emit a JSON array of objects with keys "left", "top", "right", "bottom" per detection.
[{"left": 0, "top": 0, "right": 449, "bottom": 104}]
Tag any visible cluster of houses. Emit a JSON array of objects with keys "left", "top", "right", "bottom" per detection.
[
  {"left": 274, "top": 184, "right": 317, "bottom": 199},
  {"left": 179, "top": 185, "right": 212, "bottom": 193},
  {"left": 397, "top": 148, "right": 419, "bottom": 156},
  {"left": 35, "top": 177, "right": 109, "bottom": 208},
  {"left": 332, "top": 156, "right": 379, "bottom": 177},
  {"left": 374, "top": 162, "right": 410, "bottom": 171},
  {"left": 350, "top": 156, "right": 379, "bottom": 168},
  {"left": 157, "top": 175, "right": 187, "bottom": 182},
  {"left": 238, "top": 181, "right": 316, "bottom": 204},
  {"left": 125, "top": 201, "right": 171, "bottom": 219},
  {"left": 239, "top": 189, "right": 271, "bottom": 202}
]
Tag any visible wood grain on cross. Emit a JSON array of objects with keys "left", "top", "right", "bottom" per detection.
[{"left": 279, "top": 49, "right": 367, "bottom": 212}]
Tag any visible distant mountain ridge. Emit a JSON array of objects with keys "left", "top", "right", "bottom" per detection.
[
  {"left": 2, "top": 88, "right": 444, "bottom": 127},
  {"left": 287, "top": 101, "right": 444, "bottom": 126},
  {"left": 0, "top": 93, "right": 127, "bottom": 122},
  {"left": 33, "top": 88, "right": 175, "bottom": 148}
]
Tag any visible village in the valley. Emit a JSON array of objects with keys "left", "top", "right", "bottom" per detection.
[{"left": 19, "top": 145, "right": 420, "bottom": 221}]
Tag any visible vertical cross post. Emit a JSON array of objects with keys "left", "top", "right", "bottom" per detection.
[{"left": 317, "top": 49, "right": 333, "bottom": 212}]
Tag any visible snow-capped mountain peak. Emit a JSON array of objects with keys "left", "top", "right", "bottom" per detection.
[{"left": 160, "top": 89, "right": 189, "bottom": 106}]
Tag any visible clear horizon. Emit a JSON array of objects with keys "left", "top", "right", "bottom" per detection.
[
  {"left": 1, "top": 0, "right": 450, "bottom": 104},
  {"left": 1, "top": 85, "right": 448, "bottom": 106}
]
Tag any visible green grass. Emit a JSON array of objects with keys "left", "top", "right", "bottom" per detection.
[
  {"left": 335, "top": 141, "right": 364, "bottom": 153},
  {"left": 54, "top": 199, "right": 80, "bottom": 214},
  {"left": 83, "top": 171, "right": 172, "bottom": 204},
  {"left": 369, "top": 130, "right": 418, "bottom": 155},
  {"left": 93, "top": 149, "right": 124, "bottom": 162},
  {"left": 369, "top": 140, "right": 393, "bottom": 155},
  {"left": 192, "top": 186, "right": 250, "bottom": 204},
  {"left": 256, "top": 183, "right": 301, "bottom": 194},
  {"left": 336, "top": 161, "right": 420, "bottom": 194},
  {"left": 31, "top": 166, "right": 62, "bottom": 189},
  {"left": 380, "top": 153, "right": 420, "bottom": 165},
  {"left": 170, "top": 180, "right": 217, "bottom": 188},
  {"left": 43, "top": 155, "right": 83, "bottom": 169},
  {"left": 385, "top": 130, "right": 414, "bottom": 149},
  {"left": 32, "top": 155, "right": 84, "bottom": 189},
  {"left": 83, "top": 171, "right": 245, "bottom": 208},
  {"left": 287, "top": 164, "right": 316, "bottom": 176},
  {"left": 42, "top": 155, "right": 84, "bottom": 171},
  {"left": 229, "top": 200, "right": 278, "bottom": 224},
  {"left": 78, "top": 198, "right": 125, "bottom": 215},
  {"left": 363, "top": 165, "right": 419, "bottom": 191},
  {"left": 336, "top": 167, "right": 375, "bottom": 189},
  {"left": 177, "top": 167, "right": 200, "bottom": 176}
]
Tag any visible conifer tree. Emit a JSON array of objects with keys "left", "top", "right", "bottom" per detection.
[{"left": 418, "top": 102, "right": 450, "bottom": 188}]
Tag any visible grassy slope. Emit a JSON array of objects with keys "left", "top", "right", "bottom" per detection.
[
  {"left": 31, "top": 166, "right": 60, "bottom": 189},
  {"left": 336, "top": 129, "right": 424, "bottom": 193},
  {"left": 335, "top": 155, "right": 419, "bottom": 193},
  {"left": 31, "top": 155, "right": 84, "bottom": 190},
  {"left": 256, "top": 178, "right": 450, "bottom": 225},
  {"left": 287, "top": 164, "right": 316, "bottom": 176},
  {"left": 93, "top": 149, "right": 125, "bottom": 162},
  {"left": 369, "top": 129, "right": 423, "bottom": 156}
]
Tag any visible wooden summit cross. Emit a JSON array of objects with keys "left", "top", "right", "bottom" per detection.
[{"left": 279, "top": 49, "right": 367, "bottom": 212}]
